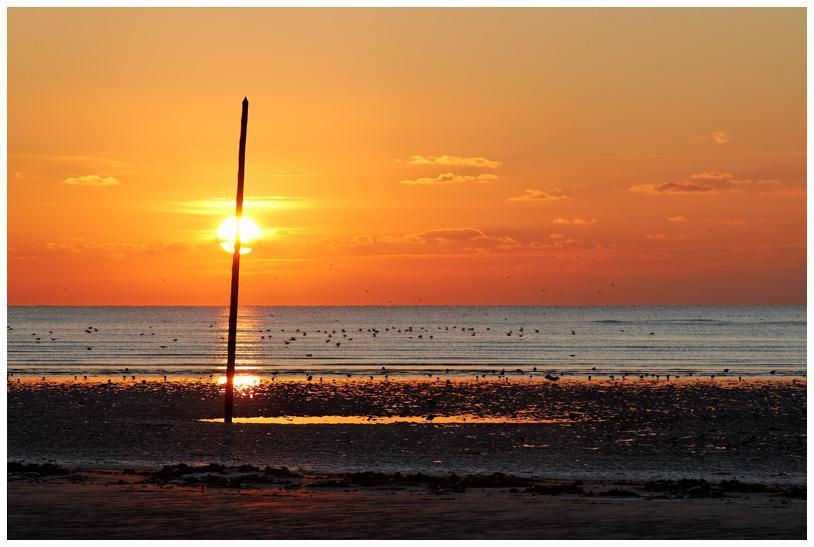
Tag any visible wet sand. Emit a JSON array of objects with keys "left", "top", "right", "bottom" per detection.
[
  {"left": 7, "top": 377, "right": 807, "bottom": 538},
  {"left": 7, "top": 465, "right": 805, "bottom": 539},
  {"left": 8, "top": 377, "right": 806, "bottom": 480}
]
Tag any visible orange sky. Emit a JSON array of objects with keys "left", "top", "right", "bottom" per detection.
[{"left": 7, "top": 8, "right": 806, "bottom": 305}]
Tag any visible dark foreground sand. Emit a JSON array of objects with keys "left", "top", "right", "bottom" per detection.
[
  {"left": 7, "top": 464, "right": 806, "bottom": 539},
  {"left": 7, "top": 378, "right": 807, "bottom": 538}
]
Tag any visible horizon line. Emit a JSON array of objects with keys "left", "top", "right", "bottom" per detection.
[{"left": 6, "top": 303, "right": 806, "bottom": 308}]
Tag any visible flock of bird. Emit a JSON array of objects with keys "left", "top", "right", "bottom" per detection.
[{"left": 7, "top": 321, "right": 774, "bottom": 384}]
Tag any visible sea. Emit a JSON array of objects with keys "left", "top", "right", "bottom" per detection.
[{"left": 6, "top": 306, "right": 807, "bottom": 380}]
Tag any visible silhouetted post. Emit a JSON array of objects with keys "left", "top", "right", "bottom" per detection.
[{"left": 225, "top": 97, "right": 249, "bottom": 424}]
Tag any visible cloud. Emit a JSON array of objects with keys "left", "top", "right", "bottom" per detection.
[
  {"left": 629, "top": 171, "right": 782, "bottom": 195},
  {"left": 692, "top": 131, "right": 732, "bottom": 145},
  {"left": 63, "top": 174, "right": 121, "bottom": 186},
  {"left": 170, "top": 195, "right": 306, "bottom": 215},
  {"left": 44, "top": 237, "right": 198, "bottom": 258},
  {"left": 406, "top": 228, "right": 489, "bottom": 243},
  {"left": 553, "top": 217, "right": 597, "bottom": 225},
  {"left": 700, "top": 131, "right": 731, "bottom": 144},
  {"left": 407, "top": 228, "right": 519, "bottom": 249},
  {"left": 645, "top": 233, "right": 668, "bottom": 240},
  {"left": 711, "top": 131, "right": 731, "bottom": 144},
  {"left": 406, "top": 155, "right": 502, "bottom": 169},
  {"left": 629, "top": 181, "right": 716, "bottom": 194},
  {"left": 346, "top": 227, "right": 521, "bottom": 254},
  {"left": 529, "top": 235, "right": 577, "bottom": 249},
  {"left": 507, "top": 188, "right": 570, "bottom": 202},
  {"left": 399, "top": 172, "right": 499, "bottom": 186},
  {"left": 667, "top": 215, "right": 688, "bottom": 222}
]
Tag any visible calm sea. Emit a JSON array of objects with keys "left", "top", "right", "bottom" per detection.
[{"left": 6, "top": 306, "right": 806, "bottom": 379}]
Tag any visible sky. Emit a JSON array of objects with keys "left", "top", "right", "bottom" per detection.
[{"left": 7, "top": 8, "right": 806, "bottom": 306}]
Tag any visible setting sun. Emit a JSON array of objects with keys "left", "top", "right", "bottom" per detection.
[{"left": 217, "top": 216, "right": 261, "bottom": 254}]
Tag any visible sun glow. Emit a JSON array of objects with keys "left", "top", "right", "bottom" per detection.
[
  {"left": 217, "top": 216, "right": 261, "bottom": 254},
  {"left": 217, "top": 374, "right": 261, "bottom": 388}
]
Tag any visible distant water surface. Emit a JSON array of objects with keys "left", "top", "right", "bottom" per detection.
[{"left": 6, "top": 306, "right": 806, "bottom": 379}]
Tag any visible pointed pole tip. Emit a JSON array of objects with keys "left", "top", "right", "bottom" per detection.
[{"left": 243, "top": 96, "right": 248, "bottom": 103}]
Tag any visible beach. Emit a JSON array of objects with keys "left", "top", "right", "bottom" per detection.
[
  {"left": 6, "top": 299, "right": 808, "bottom": 539},
  {"left": 8, "top": 466, "right": 805, "bottom": 539},
  {"left": 7, "top": 377, "right": 806, "bottom": 539}
]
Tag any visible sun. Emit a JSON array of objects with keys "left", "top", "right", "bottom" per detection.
[{"left": 217, "top": 216, "right": 261, "bottom": 254}]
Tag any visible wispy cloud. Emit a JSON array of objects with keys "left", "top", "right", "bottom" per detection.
[
  {"left": 692, "top": 131, "right": 732, "bottom": 145},
  {"left": 529, "top": 234, "right": 577, "bottom": 249},
  {"left": 407, "top": 228, "right": 490, "bottom": 243},
  {"left": 629, "top": 181, "right": 716, "bottom": 194},
  {"left": 169, "top": 195, "right": 307, "bottom": 215},
  {"left": 553, "top": 217, "right": 597, "bottom": 225},
  {"left": 399, "top": 173, "right": 499, "bottom": 186},
  {"left": 507, "top": 188, "right": 570, "bottom": 202},
  {"left": 405, "top": 155, "right": 502, "bottom": 169},
  {"left": 345, "top": 227, "right": 521, "bottom": 254},
  {"left": 43, "top": 237, "right": 194, "bottom": 258},
  {"left": 629, "top": 171, "right": 782, "bottom": 195},
  {"left": 667, "top": 215, "right": 688, "bottom": 222},
  {"left": 63, "top": 174, "right": 121, "bottom": 186}
]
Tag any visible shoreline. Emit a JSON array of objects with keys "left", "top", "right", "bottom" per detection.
[{"left": 7, "top": 373, "right": 807, "bottom": 384}]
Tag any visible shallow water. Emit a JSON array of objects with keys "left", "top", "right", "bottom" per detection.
[
  {"left": 7, "top": 306, "right": 806, "bottom": 379},
  {"left": 198, "top": 415, "right": 574, "bottom": 424},
  {"left": 8, "top": 378, "right": 806, "bottom": 483}
]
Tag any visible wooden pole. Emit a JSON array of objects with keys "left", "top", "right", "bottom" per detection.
[{"left": 225, "top": 97, "right": 249, "bottom": 424}]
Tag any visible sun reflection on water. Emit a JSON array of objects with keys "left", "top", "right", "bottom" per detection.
[{"left": 217, "top": 374, "right": 261, "bottom": 395}]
